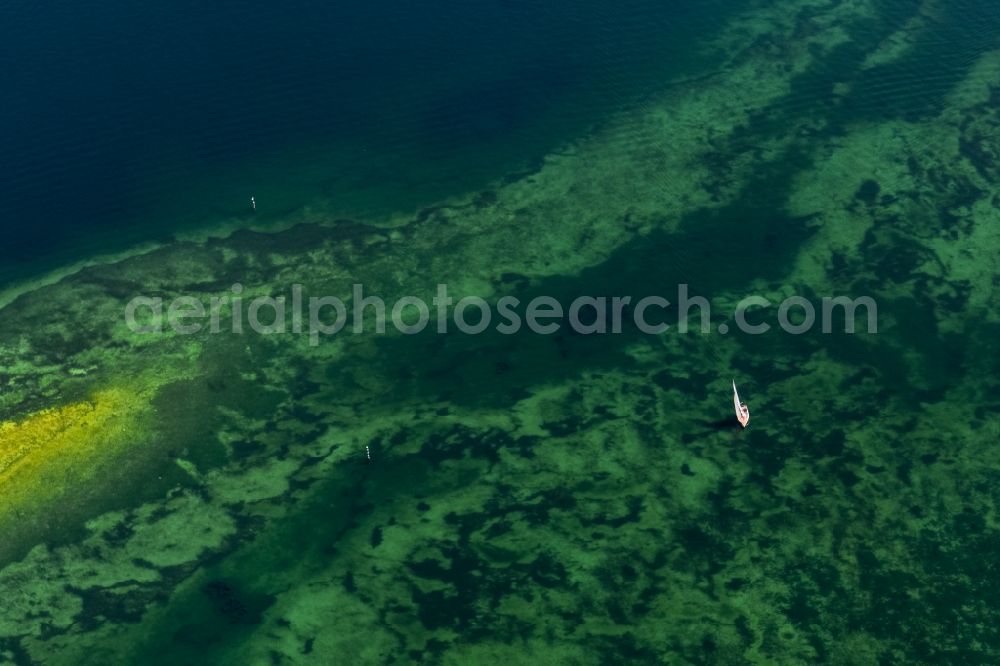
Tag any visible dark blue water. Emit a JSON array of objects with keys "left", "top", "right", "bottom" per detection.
[{"left": 0, "top": 0, "right": 740, "bottom": 287}]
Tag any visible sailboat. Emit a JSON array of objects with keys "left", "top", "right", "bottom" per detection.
[{"left": 732, "top": 380, "right": 750, "bottom": 428}]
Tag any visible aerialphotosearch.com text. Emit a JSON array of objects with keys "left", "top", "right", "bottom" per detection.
[{"left": 124, "top": 283, "right": 878, "bottom": 345}]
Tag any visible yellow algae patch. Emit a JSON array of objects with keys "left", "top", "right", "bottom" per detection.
[
  {"left": 0, "top": 391, "right": 120, "bottom": 474},
  {"left": 0, "top": 387, "right": 152, "bottom": 557}
]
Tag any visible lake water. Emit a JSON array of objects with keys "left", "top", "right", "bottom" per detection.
[
  {"left": 0, "top": 0, "right": 733, "bottom": 285},
  {"left": 1, "top": 0, "right": 1000, "bottom": 664}
]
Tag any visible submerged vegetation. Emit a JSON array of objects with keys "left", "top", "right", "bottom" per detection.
[{"left": 1, "top": 0, "right": 999, "bottom": 663}]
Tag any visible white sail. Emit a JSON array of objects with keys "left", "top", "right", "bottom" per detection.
[{"left": 732, "top": 380, "right": 750, "bottom": 427}]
